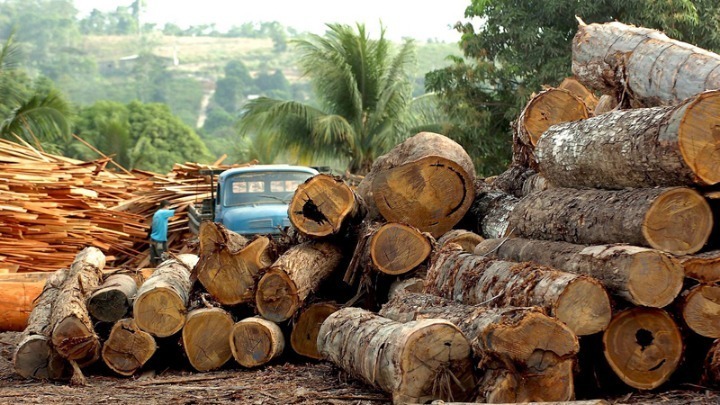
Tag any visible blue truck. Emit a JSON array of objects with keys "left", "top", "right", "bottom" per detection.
[{"left": 188, "top": 164, "right": 319, "bottom": 236}]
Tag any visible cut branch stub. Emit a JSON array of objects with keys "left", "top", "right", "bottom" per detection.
[
  {"left": 230, "top": 317, "right": 285, "bottom": 368},
  {"left": 182, "top": 307, "right": 234, "bottom": 372},
  {"left": 370, "top": 223, "right": 432, "bottom": 275},
  {"left": 290, "top": 302, "right": 339, "bottom": 360},
  {"left": 101, "top": 318, "right": 156, "bottom": 377},
  {"left": 289, "top": 174, "right": 362, "bottom": 238}
]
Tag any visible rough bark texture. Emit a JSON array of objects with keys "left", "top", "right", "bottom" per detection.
[
  {"left": 101, "top": 318, "right": 156, "bottom": 377},
  {"left": 133, "top": 254, "right": 198, "bottom": 337},
  {"left": 50, "top": 247, "right": 106, "bottom": 363},
  {"left": 290, "top": 302, "right": 339, "bottom": 360},
  {"left": 13, "top": 268, "right": 70, "bottom": 380},
  {"left": 536, "top": 91, "right": 720, "bottom": 188},
  {"left": 603, "top": 307, "right": 683, "bottom": 390},
  {"left": 490, "top": 166, "right": 538, "bottom": 198},
  {"left": 0, "top": 273, "right": 46, "bottom": 332},
  {"left": 356, "top": 132, "right": 476, "bottom": 238},
  {"left": 437, "top": 230, "right": 484, "bottom": 253},
  {"left": 182, "top": 307, "right": 234, "bottom": 372},
  {"left": 678, "top": 250, "right": 720, "bottom": 283},
  {"left": 680, "top": 285, "right": 720, "bottom": 338},
  {"left": 230, "top": 317, "right": 285, "bottom": 368},
  {"left": 317, "top": 307, "right": 475, "bottom": 404},
  {"left": 507, "top": 187, "right": 712, "bottom": 255},
  {"left": 425, "top": 248, "right": 611, "bottom": 336},
  {"left": 573, "top": 20, "right": 720, "bottom": 107},
  {"left": 387, "top": 278, "right": 425, "bottom": 301},
  {"left": 87, "top": 274, "right": 137, "bottom": 323},
  {"left": 255, "top": 241, "right": 343, "bottom": 322},
  {"left": 474, "top": 238, "right": 684, "bottom": 308},
  {"left": 470, "top": 190, "right": 518, "bottom": 239}
]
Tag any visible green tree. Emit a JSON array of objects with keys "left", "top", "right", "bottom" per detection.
[{"left": 73, "top": 101, "right": 132, "bottom": 167}]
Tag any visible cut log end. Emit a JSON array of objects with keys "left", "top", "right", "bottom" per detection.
[
  {"left": 51, "top": 317, "right": 99, "bottom": 361},
  {"left": 554, "top": 277, "right": 611, "bottom": 336},
  {"left": 102, "top": 319, "right": 156, "bottom": 377},
  {"left": 627, "top": 251, "right": 684, "bottom": 308},
  {"left": 289, "top": 174, "right": 357, "bottom": 237},
  {"left": 290, "top": 302, "right": 339, "bottom": 359},
  {"left": 255, "top": 269, "right": 299, "bottom": 323},
  {"left": 682, "top": 285, "right": 720, "bottom": 338},
  {"left": 522, "top": 88, "right": 590, "bottom": 146},
  {"left": 88, "top": 289, "right": 131, "bottom": 323},
  {"left": 679, "top": 91, "right": 720, "bottom": 185},
  {"left": 182, "top": 308, "right": 234, "bottom": 372},
  {"left": 643, "top": 187, "right": 713, "bottom": 255},
  {"left": 133, "top": 287, "right": 187, "bottom": 337},
  {"left": 14, "top": 336, "right": 69, "bottom": 380},
  {"left": 230, "top": 317, "right": 285, "bottom": 368},
  {"left": 370, "top": 223, "right": 432, "bottom": 275},
  {"left": 437, "top": 229, "right": 485, "bottom": 252},
  {"left": 603, "top": 307, "right": 683, "bottom": 390}
]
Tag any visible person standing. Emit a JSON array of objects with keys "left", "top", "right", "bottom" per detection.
[{"left": 149, "top": 200, "right": 175, "bottom": 266}]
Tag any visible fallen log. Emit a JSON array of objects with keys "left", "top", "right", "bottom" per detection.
[
  {"left": 356, "top": 132, "right": 476, "bottom": 238},
  {"left": 425, "top": 248, "right": 612, "bottom": 336},
  {"left": 474, "top": 238, "right": 683, "bottom": 308},
  {"left": 535, "top": 90, "right": 720, "bottom": 188},
  {"left": 317, "top": 307, "right": 475, "bottom": 404},
  {"left": 0, "top": 273, "right": 48, "bottom": 332},
  {"left": 182, "top": 307, "right": 234, "bottom": 372},
  {"left": 87, "top": 274, "right": 137, "bottom": 323},
  {"left": 133, "top": 254, "right": 198, "bottom": 337},
  {"left": 437, "top": 230, "right": 483, "bottom": 253},
  {"left": 603, "top": 307, "right": 683, "bottom": 390},
  {"left": 290, "top": 302, "right": 339, "bottom": 359},
  {"left": 678, "top": 251, "right": 720, "bottom": 284},
  {"left": 256, "top": 241, "right": 343, "bottom": 322},
  {"left": 680, "top": 285, "right": 720, "bottom": 338},
  {"left": 101, "top": 318, "right": 156, "bottom": 377},
  {"left": 230, "top": 317, "right": 284, "bottom": 368}
]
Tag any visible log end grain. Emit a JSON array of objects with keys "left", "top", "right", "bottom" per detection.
[
  {"left": 370, "top": 223, "right": 431, "bottom": 275},
  {"left": 13, "top": 335, "right": 69, "bottom": 380},
  {"left": 255, "top": 268, "right": 299, "bottom": 323},
  {"left": 626, "top": 250, "right": 684, "bottom": 308},
  {"left": 643, "top": 188, "right": 713, "bottom": 255},
  {"left": 290, "top": 302, "right": 339, "bottom": 359},
  {"left": 182, "top": 308, "right": 234, "bottom": 372},
  {"left": 681, "top": 250, "right": 720, "bottom": 283},
  {"left": 87, "top": 289, "right": 131, "bottom": 323},
  {"left": 133, "top": 286, "right": 187, "bottom": 338},
  {"left": 102, "top": 318, "right": 156, "bottom": 377},
  {"left": 521, "top": 88, "right": 590, "bottom": 146},
  {"left": 437, "top": 229, "right": 485, "bottom": 253},
  {"left": 289, "top": 174, "right": 357, "bottom": 237},
  {"left": 558, "top": 77, "right": 599, "bottom": 112},
  {"left": 682, "top": 285, "right": 720, "bottom": 338},
  {"left": 554, "top": 277, "right": 611, "bottom": 336},
  {"left": 51, "top": 317, "right": 99, "bottom": 361},
  {"left": 230, "top": 317, "right": 285, "bottom": 368},
  {"left": 679, "top": 90, "right": 720, "bottom": 185}
]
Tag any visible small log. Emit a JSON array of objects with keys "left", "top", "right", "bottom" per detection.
[
  {"left": 678, "top": 251, "right": 720, "bottom": 284},
  {"left": 318, "top": 307, "right": 475, "bottom": 404},
  {"left": 101, "top": 318, "right": 156, "bottom": 377},
  {"left": 425, "top": 248, "right": 611, "bottom": 336},
  {"left": 13, "top": 268, "right": 70, "bottom": 380},
  {"left": 603, "top": 307, "right": 683, "bottom": 390},
  {"left": 0, "top": 273, "right": 47, "bottom": 332},
  {"left": 437, "top": 230, "right": 484, "bottom": 253},
  {"left": 133, "top": 254, "right": 198, "bottom": 337},
  {"left": 388, "top": 278, "right": 425, "bottom": 301},
  {"left": 288, "top": 174, "right": 364, "bottom": 237},
  {"left": 87, "top": 274, "right": 137, "bottom": 323},
  {"left": 357, "top": 132, "right": 476, "bottom": 238},
  {"left": 182, "top": 307, "right": 234, "bottom": 372},
  {"left": 51, "top": 247, "right": 106, "bottom": 362},
  {"left": 680, "top": 285, "right": 720, "bottom": 338},
  {"left": 256, "top": 241, "right": 343, "bottom": 322},
  {"left": 558, "top": 77, "right": 599, "bottom": 111},
  {"left": 474, "top": 238, "right": 684, "bottom": 308},
  {"left": 230, "top": 316, "right": 284, "bottom": 368},
  {"left": 290, "top": 302, "right": 339, "bottom": 359},
  {"left": 370, "top": 223, "right": 432, "bottom": 275}
]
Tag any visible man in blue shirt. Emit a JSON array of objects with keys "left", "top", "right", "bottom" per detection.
[{"left": 149, "top": 201, "right": 175, "bottom": 266}]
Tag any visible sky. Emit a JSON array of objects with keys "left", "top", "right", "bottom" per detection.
[{"left": 73, "top": 0, "right": 470, "bottom": 42}]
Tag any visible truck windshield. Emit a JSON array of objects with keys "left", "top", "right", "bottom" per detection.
[{"left": 223, "top": 171, "right": 314, "bottom": 207}]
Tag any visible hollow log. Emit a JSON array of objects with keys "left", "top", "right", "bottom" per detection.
[
  {"left": 388, "top": 278, "right": 425, "bottom": 301},
  {"left": 182, "top": 307, "right": 234, "bottom": 372},
  {"left": 290, "top": 302, "right": 339, "bottom": 359},
  {"left": 474, "top": 238, "right": 683, "bottom": 308},
  {"left": 0, "top": 273, "right": 47, "bottom": 332},
  {"left": 51, "top": 247, "right": 106, "bottom": 363},
  {"left": 573, "top": 20, "right": 720, "bottom": 107},
  {"left": 317, "top": 307, "right": 475, "bottom": 404},
  {"left": 87, "top": 274, "right": 137, "bottom": 323},
  {"left": 101, "top": 318, "right": 156, "bottom": 377},
  {"left": 678, "top": 251, "right": 720, "bottom": 284},
  {"left": 603, "top": 307, "right": 683, "bottom": 390},
  {"left": 558, "top": 77, "right": 599, "bottom": 111},
  {"left": 425, "top": 248, "right": 611, "bottom": 336},
  {"left": 230, "top": 316, "right": 285, "bottom": 368},
  {"left": 356, "top": 132, "right": 476, "bottom": 238},
  {"left": 680, "top": 285, "right": 720, "bottom": 338},
  {"left": 13, "top": 268, "right": 70, "bottom": 380},
  {"left": 437, "top": 230, "right": 484, "bottom": 253},
  {"left": 288, "top": 174, "right": 364, "bottom": 238},
  {"left": 536, "top": 90, "right": 720, "bottom": 188},
  {"left": 133, "top": 254, "right": 198, "bottom": 337},
  {"left": 255, "top": 241, "right": 343, "bottom": 322}
]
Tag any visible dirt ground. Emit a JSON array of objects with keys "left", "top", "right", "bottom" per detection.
[{"left": 0, "top": 331, "right": 718, "bottom": 405}]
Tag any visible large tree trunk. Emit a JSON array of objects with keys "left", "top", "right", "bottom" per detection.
[
  {"left": 133, "top": 254, "right": 198, "bottom": 337},
  {"left": 182, "top": 307, "right": 234, "bottom": 372},
  {"left": 356, "top": 132, "right": 476, "bottom": 238},
  {"left": 0, "top": 273, "right": 47, "bottom": 332},
  {"left": 678, "top": 251, "right": 720, "bottom": 284},
  {"left": 603, "top": 307, "right": 683, "bottom": 390},
  {"left": 474, "top": 238, "right": 684, "bottom": 308},
  {"left": 255, "top": 241, "right": 343, "bottom": 322},
  {"left": 535, "top": 90, "right": 720, "bottom": 188},
  {"left": 101, "top": 318, "right": 156, "bottom": 377},
  {"left": 13, "top": 268, "right": 70, "bottom": 380},
  {"left": 425, "top": 248, "right": 612, "bottom": 336},
  {"left": 51, "top": 247, "right": 106, "bottom": 363},
  {"left": 573, "top": 20, "right": 720, "bottom": 107},
  {"left": 230, "top": 317, "right": 285, "bottom": 368},
  {"left": 288, "top": 174, "right": 364, "bottom": 238},
  {"left": 290, "top": 302, "right": 339, "bottom": 360},
  {"left": 317, "top": 307, "right": 475, "bottom": 404},
  {"left": 470, "top": 190, "right": 519, "bottom": 239},
  {"left": 680, "top": 285, "right": 720, "bottom": 338},
  {"left": 87, "top": 274, "right": 137, "bottom": 323}
]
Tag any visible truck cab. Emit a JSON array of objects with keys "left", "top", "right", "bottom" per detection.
[{"left": 189, "top": 165, "right": 319, "bottom": 236}]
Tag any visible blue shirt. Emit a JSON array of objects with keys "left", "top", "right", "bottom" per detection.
[{"left": 150, "top": 209, "right": 175, "bottom": 242}]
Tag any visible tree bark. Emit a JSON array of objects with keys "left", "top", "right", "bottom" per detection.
[
  {"left": 437, "top": 229, "right": 484, "bottom": 253},
  {"left": 255, "top": 241, "right": 343, "bottom": 322},
  {"left": 288, "top": 174, "right": 364, "bottom": 238},
  {"left": 357, "top": 132, "right": 476, "bottom": 238},
  {"left": 425, "top": 248, "right": 612, "bottom": 336},
  {"left": 230, "top": 316, "right": 285, "bottom": 368},
  {"left": 290, "top": 302, "right": 339, "bottom": 360},
  {"left": 387, "top": 278, "right": 425, "bottom": 301},
  {"left": 51, "top": 247, "right": 106, "bottom": 363},
  {"left": 87, "top": 274, "right": 137, "bottom": 323},
  {"left": 133, "top": 254, "right": 198, "bottom": 337},
  {"left": 603, "top": 307, "right": 683, "bottom": 390},
  {"left": 13, "top": 268, "right": 70, "bottom": 380},
  {"left": 101, "top": 318, "right": 156, "bottom": 377},
  {"left": 535, "top": 90, "right": 720, "bottom": 188},
  {"left": 573, "top": 20, "right": 720, "bottom": 107},
  {"left": 470, "top": 190, "right": 518, "bottom": 239},
  {"left": 0, "top": 273, "right": 47, "bottom": 332},
  {"left": 182, "top": 307, "right": 234, "bottom": 372},
  {"left": 474, "top": 238, "right": 684, "bottom": 308},
  {"left": 317, "top": 307, "right": 475, "bottom": 404},
  {"left": 680, "top": 285, "right": 720, "bottom": 338},
  {"left": 678, "top": 250, "right": 720, "bottom": 284}
]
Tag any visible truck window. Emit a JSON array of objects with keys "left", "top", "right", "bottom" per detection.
[{"left": 224, "top": 171, "right": 314, "bottom": 207}]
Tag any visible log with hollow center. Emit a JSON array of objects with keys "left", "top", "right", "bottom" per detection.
[
  {"left": 290, "top": 302, "right": 339, "bottom": 359},
  {"left": 230, "top": 317, "right": 284, "bottom": 368},
  {"left": 87, "top": 274, "right": 137, "bottom": 323},
  {"left": 101, "top": 318, "right": 156, "bottom": 377},
  {"left": 182, "top": 307, "right": 234, "bottom": 372}
]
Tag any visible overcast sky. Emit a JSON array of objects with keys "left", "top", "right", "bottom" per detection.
[{"left": 73, "top": 0, "right": 470, "bottom": 42}]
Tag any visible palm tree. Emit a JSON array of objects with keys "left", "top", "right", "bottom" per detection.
[{"left": 236, "top": 23, "right": 419, "bottom": 174}]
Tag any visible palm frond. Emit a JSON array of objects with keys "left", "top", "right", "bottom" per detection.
[
  {"left": 0, "top": 31, "right": 22, "bottom": 73},
  {"left": 0, "top": 88, "right": 72, "bottom": 146}
]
